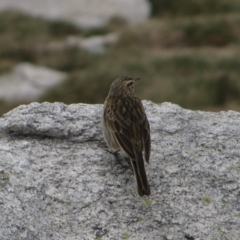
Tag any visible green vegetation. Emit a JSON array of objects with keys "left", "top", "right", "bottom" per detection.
[
  {"left": 203, "top": 196, "right": 211, "bottom": 205},
  {"left": 0, "top": 2, "right": 240, "bottom": 116},
  {"left": 149, "top": 0, "right": 240, "bottom": 16},
  {"left": 0, "top": 171, "right": 9, "bottom": 187},
  {"left": 221, "top": 198, "right": 228, "bottom": 204},
  {"left": 0, "top": 11, "right": 82, "bottom": 69},
  {"left": 41, "top": 47, "right": 240, "bottom": 110},
  {"left": 0, "top": 100, "right": 21, "bottom": 117},
  {"left": 122, "top": 232, "right": 130, "bottom": 238},
  {"left": 118, "top": 15, "right": 240, "bottom": 48},
  {"left": 144, "top": 199, "right": 152, "bottom": 206}
]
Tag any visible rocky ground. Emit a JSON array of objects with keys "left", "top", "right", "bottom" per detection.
[{"left": 0, "top": 101, "right": 239, "bottom": 239}]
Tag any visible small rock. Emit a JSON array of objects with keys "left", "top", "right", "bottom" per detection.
[
  {"left": 79, "top": 33, "right": 119, "bottom": 54},
  {"left": 0, "top": 63, "right": 67, "bottom": 102},
  {"left": 0, "top": 0, "right": 151, "bottom": 29}
]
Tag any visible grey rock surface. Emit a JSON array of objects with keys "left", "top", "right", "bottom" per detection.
[
  {"left": 79, "top": 33, "right": 119, "bottom": 54},
  {"left": 0, "top": 63, "right": 67, "bottom": 102},
  {"left": 0, "top": 101, "right": 240, "bottom": 239},
  {"left": 43, "top": 33, "right": 119, "bottom": 55},
  {"left": 0, "top": 0, "right": 150, "bottom": 29}
]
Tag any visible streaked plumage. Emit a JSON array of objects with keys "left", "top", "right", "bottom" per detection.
[{"left": 102, "top": 76, "right": 151, "bottom": 196}]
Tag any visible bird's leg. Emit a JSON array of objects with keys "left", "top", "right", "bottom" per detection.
[
  {"left": 105, "top": 149, "right": 121, "bottom": 168},
  {"left": 106, "top": 149, "right": 120, "bottom": 156},
  {"left": 125, "top": 157, "right": 134, "bottom": 172}
]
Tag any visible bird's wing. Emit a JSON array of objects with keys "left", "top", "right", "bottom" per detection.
[
  {"left": 106, "top": 96, "right": 150, "bottom": 161},
  {"left": 107, "top": 113, "right": 135, "bottom": 159},
  {"left": 142, "top": 116, "right": 151, "bottom": 163},
  {"left": 105, "top": 97, "right": 136, "bottom": 159}
]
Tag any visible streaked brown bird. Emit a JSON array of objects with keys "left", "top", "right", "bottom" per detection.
[{"left": 102, "top": 76, "right": 151, "bottom": 196}]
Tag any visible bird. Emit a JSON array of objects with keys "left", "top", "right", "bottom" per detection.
[{"left": 102, "top": 76, "right": 151, "bottom": 196}]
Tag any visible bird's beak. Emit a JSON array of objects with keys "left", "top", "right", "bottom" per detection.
[{"left": 135, "top": 78, "right": 140, "bottom": 82}]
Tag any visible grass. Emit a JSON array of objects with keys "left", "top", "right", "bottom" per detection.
[
  {"left": 118, "top": 14, "right": 240, "bottom": 48},
  {"left": 0, "top": 10, "right": 108, "bottom": 72},
  {"left": 149, "top": 0, "right": 240, "bottom": 17},
  {"left": 0, "top": 100, "right": 22, "bottom": 117},
  {"left": 41, "top": 47, "right": 240, "bottom": 110},
  {"left": 1, "top": 8, "right": 240, "bottom": 116},
  {"left": 0, "top": 11, "right": 83, "bottom": 66}
]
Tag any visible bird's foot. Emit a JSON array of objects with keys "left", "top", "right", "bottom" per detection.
[{"left": 106, "top": 149, "right": 120, "bottom": 156}]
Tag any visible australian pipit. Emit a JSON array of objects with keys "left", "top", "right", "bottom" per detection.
[{"left": 102, "top": 76, "right": 151, "bottom": 196}]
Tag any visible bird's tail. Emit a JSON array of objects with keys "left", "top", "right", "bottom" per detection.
[{"left": 131, "top": 153, "right": 150, "bottom": 196}]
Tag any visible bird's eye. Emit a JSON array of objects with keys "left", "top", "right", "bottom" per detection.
[{"left": 127, "top": 81, "right": 133, "bottom": 87}]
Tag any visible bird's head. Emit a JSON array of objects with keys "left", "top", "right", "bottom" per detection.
[{"left": 108, "top": 76, "right": 140, "bottom": 97}]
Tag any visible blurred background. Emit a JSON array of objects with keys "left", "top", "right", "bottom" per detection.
[{"left": 1, "top": 0, "right": 240, "bottom": 116}]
